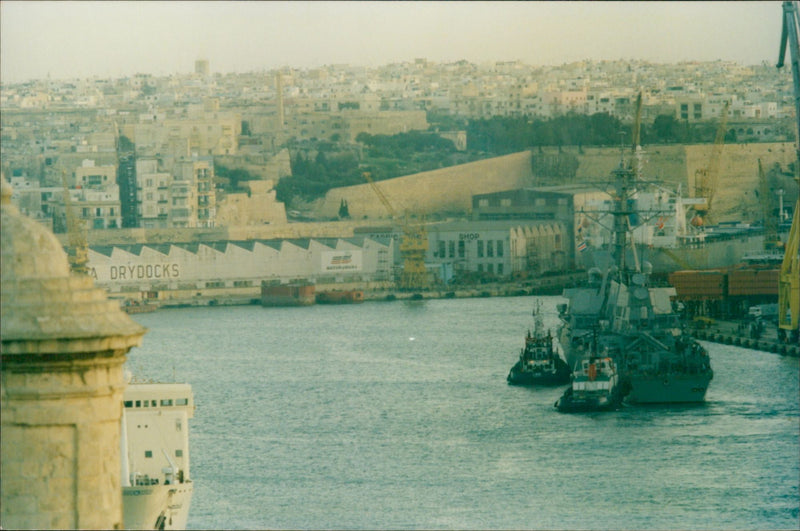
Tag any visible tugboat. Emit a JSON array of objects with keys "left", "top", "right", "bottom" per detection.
[
  {"left": 557, "top": 150, "right": 713, "bottom": 404},
  {"left": 507, "top": 302, "right": 571, "bottom": 385},
  {"left": 555, "top": 355, "right": 623, "bottom": 413}
]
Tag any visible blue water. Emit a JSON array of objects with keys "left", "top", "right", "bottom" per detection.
[{"left": 127, "top": 296, "right": 800, "bottom": 530}]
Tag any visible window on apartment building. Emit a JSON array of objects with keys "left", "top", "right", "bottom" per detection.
[
  {"left": 487, "top": 240, "right": 494, "bottom": 257},
  {"left": 554, "top": 234, "right": 561, "bottom": 250},
  {"left": 498, "top": 263, "right": 504, "bottom": 275},
  {"left": 437, "top": 241, "right": 445, "bottom": 257},
  {"left": 146, "top": 193, "right": 154, "bottom": 200},
  {"left": 496, "top": 240, "right": 503, "bottom": 257},
  {"left": 500, "top": 198, "right": 511, "bottom": 207},
  {"left": 458, "top": 240, "right": 465, "bottom": 258},
  {"left": 477, "top": 240, "right": 484, "bottom": 258},
  {"left": 479, "top": 199, "right": 489, "bottom": 207},
  {"left": 448, "top": 241, "right": 455, "bottom": 258},
  {"left": 146, "top": 179, "right": 153, "bottom": 187},
  {"left": 95, "top": 208, "right": 102, "bottom": 217}
]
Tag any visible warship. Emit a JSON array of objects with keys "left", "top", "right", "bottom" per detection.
[
  {"left": 557, "top": 155, "right": 713, "bottom": 404},
  {"left": 507, "top": 302, "right": 571, "bottom": 386}
]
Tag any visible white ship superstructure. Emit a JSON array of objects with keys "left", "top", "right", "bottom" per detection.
[{"left": 122, "top": 381, "right": 194, "bottom": 530}]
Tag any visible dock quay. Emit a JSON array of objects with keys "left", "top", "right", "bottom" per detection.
[{"left": 689, "top": 319, "right": 800, "bottom": 357}]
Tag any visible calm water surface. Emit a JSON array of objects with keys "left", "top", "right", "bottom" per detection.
[{"left": 128, "top": 296, "right": 800, "bottom": 530}]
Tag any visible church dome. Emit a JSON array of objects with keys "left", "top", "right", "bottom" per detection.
[{"left": 1, "top": 177, "right": 71, "bottom": 282}]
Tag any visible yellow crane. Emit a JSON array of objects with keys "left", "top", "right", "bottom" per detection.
[
  {"left": 693, "top": 100, "right": 729, "bottom": 225},
  {"left": 777, "top": 1, "right": 800, "bottom": 343},
  {"left": 60, "top": 170, "right": 89, "bottom": 275},
  {"left": 362, "top": 172, "right": 429, "bottom": 290}
]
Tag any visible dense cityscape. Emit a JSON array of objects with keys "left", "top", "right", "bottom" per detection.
[{"left": 1, "top": 58, "right": 791, "bottom": 231}]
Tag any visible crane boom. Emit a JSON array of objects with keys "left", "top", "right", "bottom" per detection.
[
  {"left": 777, "top": 1, "right": 800, "bottom": 341},
  {"left": 362, "top": 171, "right": 397, "bottom": 218},
  {"left": 61, "top": 171, "right": 89, "bottom": 275},
  {"left": 693, "top": 100, "right": 729, "bottom": 223}
]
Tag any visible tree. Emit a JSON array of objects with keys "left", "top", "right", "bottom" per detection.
[
  {"left": 653, "top": 114, "right": 678, "bottom": 143},
  {"left": 338, "top": 199, "right": 350, "bottom": 219}
]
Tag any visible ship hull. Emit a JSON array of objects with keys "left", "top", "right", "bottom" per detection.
[
  {"left": 624, "top": 373, "right": 713, "bottom": 404},
  {"left": 316, "top": 290, "right": 364, "bottom": 304},
  {"left": 507, "top": 360, "right": 571, "bottom": 386},
  {"left": 555, "top": 387, "right": 623, "bottom": 413},
  {"left": 123, "top": 482, "right": 193, "bottom": 530}
]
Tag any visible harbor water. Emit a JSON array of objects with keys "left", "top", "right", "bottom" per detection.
[{"left": 127, "top": 296, "right": 800, "bottom": 530}]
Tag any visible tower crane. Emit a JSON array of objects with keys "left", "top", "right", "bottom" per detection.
[
  {"left": 363, "top": 172, "right": 429, "bottom": 290},
  {"left": 692, "top": 100, "right": 729, "bottom": 225},
  {"left": 60, "top": 170, "right": 89, "bottom": 276},
  {"left": 777, "top": 1, "right": 800, "bottom": 343}
]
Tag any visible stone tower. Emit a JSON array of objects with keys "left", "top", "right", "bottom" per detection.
[{"left": 1, "top": 177, "right": 146, "bottom": 529}]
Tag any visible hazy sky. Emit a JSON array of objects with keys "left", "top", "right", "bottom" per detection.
[{"left": 0, "top": 1, "right": 784, "bottom": 83}]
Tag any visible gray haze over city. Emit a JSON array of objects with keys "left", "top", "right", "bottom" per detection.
[{"left": 0, "top": 1, "right": 781, "bottom": 83}]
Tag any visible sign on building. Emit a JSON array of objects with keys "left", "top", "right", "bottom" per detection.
[{"left": 321, "top": 250, "right": 362, "bottom": 272}]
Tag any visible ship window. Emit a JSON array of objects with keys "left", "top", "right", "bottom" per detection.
[
  {"left": 151, "top": 400, "right": 157, "bottom": 407},
  {"left": 161, "top": 399, "right": 173, "bottom": 406},
  {"left": 175, "top": 398, "right": 188, "bottom": 406},
  {"left": 145, "top": 451, "right": 153, "bottom": 458},
  {"left": 124, "top": 401, "right": 133, "bottom": 408},
  {"left": 143, "top": 400, "right": 148, "bottom": 408},
  {"left": 135, "top": 400, "right": 141, "bottom": 407},
  {"left": 175, "top": 449, "right": 183, "bottom": 457}
]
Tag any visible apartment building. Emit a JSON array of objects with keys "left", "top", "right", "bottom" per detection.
[
  {"left": 170, "top": 157, "right": 215, "bottom": 228},
  {"left": 135, "top": 158, "right": 172, "bottom": 229}
]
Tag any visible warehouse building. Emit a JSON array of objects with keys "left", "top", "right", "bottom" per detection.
[{"left": 87, "top": 236, "right": 393, "bottom": 304}]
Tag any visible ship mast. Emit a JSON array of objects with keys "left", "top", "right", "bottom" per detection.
[{"left": 609, "top": 149, "right": 639, "bottom": 278}]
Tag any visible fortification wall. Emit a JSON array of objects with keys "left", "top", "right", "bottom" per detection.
[
  {"left": 685, "top": 142, "right": 795, "bottom": 222},
  {"left": 314, "top": 150, "right": 534, "bottom": 219}
]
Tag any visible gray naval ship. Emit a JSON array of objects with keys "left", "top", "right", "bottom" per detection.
[{"left": 557, "top": 157, "right": 713, "bottom": 404}]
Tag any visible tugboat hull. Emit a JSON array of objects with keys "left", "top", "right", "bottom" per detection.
[
  {"left": 507, "top": 360, "right": 571, "bottom": 386},
  {"left": 555, "top": 387, "right": 623, "bottom": 413}
]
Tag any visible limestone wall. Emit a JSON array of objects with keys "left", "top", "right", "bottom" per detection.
[
  {"left": 535, "top": 142, "right": 795, "bottom": 223},
  {"left": 215, "top": 181, "right": 288, "bottom": 226},
  {"left": 685, "top": 142, "right": 795, "bottom": 222},
  {"left": 314, "top": 151, "right": 534, "bottom": 219}
]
